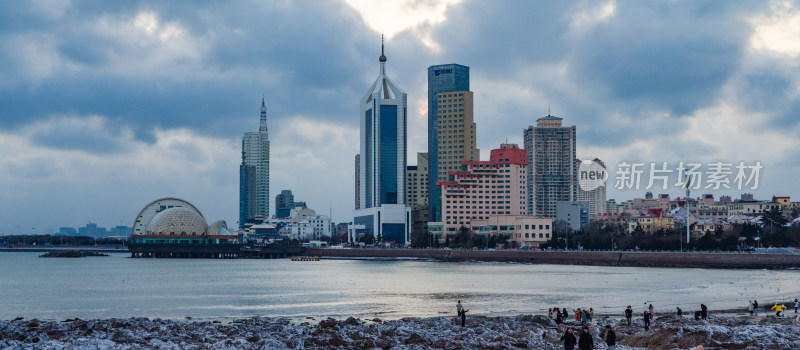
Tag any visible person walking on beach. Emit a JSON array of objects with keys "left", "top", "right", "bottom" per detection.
[
  {"left": 794, "top": 298, "right": 798, "bottom": 314},
  {"left": 562, "top": 308, "right": 569, "bottom": 321},
  {"left": 456, "top": 300, "right": 462, "bottom": 317},
  {"left": 752, "top": 300, "right": 759, "bottom": 317},
  {"left": 556, "top": 310, "right": 563, "bottom": 324},
  {"left": 676, "top": 307, "right": 682, "bottom": 317},
  {"left": 700, "top": 304, "right": 707, "bottom": 320},
  {"left": 771, "top": 303, "right": 785, "bottom": 317},
  {"left": 588, "top": 308, "right": 595, "bottom": 324},
  {"left": 580, "top": 309, "right": 587, "bottom": 325},
  {"left": 625, "top": 306, "right": 633, "bottom": 325},
  {"left": 460, "top": 308, "right": 468, "bottom": 327},
  {"left": 574, "top": 308, "right": 581, "bottom": 322},
  {"left": 648, "top": 304, "right": 654, "bottom": 318},
  {"left": 578, "top": 325, "right": 594, "bottom": 350},
  {"left": 560, "top": 327, "right": 576, "bottom": 350},
  {"left": 604, "top": 325, "right": 617, "bottom": 350},
  {"left": 643, "top": 311, "right": 651, "bottom": 331}
]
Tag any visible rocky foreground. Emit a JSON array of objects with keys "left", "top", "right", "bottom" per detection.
[{"left": 1, "top": 314, "right": 798, "bottom": 349}]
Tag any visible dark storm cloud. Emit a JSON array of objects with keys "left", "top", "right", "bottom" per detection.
[
  {"left": 418, "top": 0, "right": 776, "bottom": 150},
  {"left": 570, "top": 2, "right": 751, "bottom": 116},
  {"left": 0, "top": 0, "right": 382, "bottom": 150}
]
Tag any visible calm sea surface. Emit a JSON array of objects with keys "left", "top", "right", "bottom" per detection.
[{"left": 1, "top": 252, "right": 798, "bottom": 321}]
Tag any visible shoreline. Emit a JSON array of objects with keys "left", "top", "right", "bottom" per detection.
[
  {"left": 309, "top": 248, "right": 800, "bottom": 269},
  {"left": 2, "top": 313, "right": 798, "bottom": 349}
]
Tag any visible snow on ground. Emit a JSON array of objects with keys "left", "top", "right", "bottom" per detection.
[{"left": 1, "top": 313, "right": 798, "bottom": 349}]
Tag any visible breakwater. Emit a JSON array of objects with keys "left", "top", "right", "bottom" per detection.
[{"left": 307, "top": 248, "right": 800, "bottom": 269}]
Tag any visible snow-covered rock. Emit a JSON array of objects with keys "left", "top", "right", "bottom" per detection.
[{"left": 1, "top": 314, "right": 797, "bottom": 349}]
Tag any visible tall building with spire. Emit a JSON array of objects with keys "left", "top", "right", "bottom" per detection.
[
  {"left": 357, "top": 38, "right": 407, "bottom": 209},
  {"left": 239, "top": 98, "right": 271, "bottom": 228},
  {"left": 350, "top": 38, "right": 410, "bottom": 246}
]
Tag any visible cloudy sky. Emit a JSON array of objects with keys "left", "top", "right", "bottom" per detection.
[{"left": 1, "top": 0, "right": 799, "bottom": 234}]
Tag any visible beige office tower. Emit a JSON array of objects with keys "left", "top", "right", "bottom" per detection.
[
  {"left": 406, "top": 152, "right": 429, "bottom": 210},
  {"left": 436, "top": 91, "right": 479, "bottom": 185}
]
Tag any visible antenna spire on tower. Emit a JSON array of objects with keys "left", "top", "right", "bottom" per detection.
[{"left": 379, "top": 34, "right": 387, "bottom": 63}]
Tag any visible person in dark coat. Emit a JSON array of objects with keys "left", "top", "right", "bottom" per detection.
[
  {"left": 643, "top": 311, "right": 651, "bottom": 331},
  {"left": 694, "top": 310, "right": 701, "bottom": 321},
  {"left": 676, "top": 307, "right": 683, "bottom": 317},
  {"left": 700, "top": 304, "right": 708, "bottom": 320},
  {"left": 752, "top": 300, "right": 759, "bottom": 317},
  {"left": 578, "top": 325, "right": 593, "bottom": 350},
  {"left": 560, "top": 327, "right": 576, "bottom": 350},
  {"left": 461, "top": 308, "right": 468, "bottom": 327},
  {"left": 556, "top": 310, "right": 563, "bottom": 324},
  {"left": 604, "top": 325, "right": 617, "bottom": 350},
  {"left": 562, "top": 308, "right": 569, "bottom": 321},
  {"left": 624, "top": 306, "right": 633, "bottom": 325}
]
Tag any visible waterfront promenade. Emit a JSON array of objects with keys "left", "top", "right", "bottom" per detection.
[{"left": 308, "top": 248, "right": 800, "bottom": 269}]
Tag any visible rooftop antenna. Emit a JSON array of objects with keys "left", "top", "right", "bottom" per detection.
[{"left": 548, "top": 102, "right": 551, "bottom": 117}]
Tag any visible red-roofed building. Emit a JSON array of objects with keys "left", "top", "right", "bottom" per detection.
[{"left": 428, "top": 144, "right": 533, "bottom": 241}]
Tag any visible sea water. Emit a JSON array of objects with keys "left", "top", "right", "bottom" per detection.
[{"left": 1, "top": 252, "right": 797, "bottom": 321}]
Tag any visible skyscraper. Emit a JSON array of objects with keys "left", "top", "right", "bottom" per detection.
[
  {"left": 275, "top": 189, "right": 295, "bottom": 219},
  {"left": 524, "top": 115, "right": 576, "bottom": 219},
  {"left": 357, "top": 40, "right": 407, "bottom": 209},
  {"left": 239, "top": 98, "right": 271, "bottom": 228},
  {"left": 427, "top": 64, "right": 470, "bottom": 223},
  {"left": 351, "top": 39, "right": 410, "bottom": 246}
]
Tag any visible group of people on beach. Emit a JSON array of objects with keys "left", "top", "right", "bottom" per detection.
[
  {"left": 456, "top": 297, "right": 800, "bottom": 349},
  {"left": 546, "top": 307, "right": 595, "bottom": 325},
  {"left": 559, "top": 324, "right": 616, "bottom": 350},
  {"left": 748, "top": 298, "right": 800, "bottom": 318}
]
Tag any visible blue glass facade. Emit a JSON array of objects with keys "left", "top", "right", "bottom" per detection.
[
  {"left": 379, "top": 105, "right": 398, "bottom": 204},
  {"left": 427, "top": 64, "right": 469, "bottom": 222},
  {"left": 381, "top": 223, "right": 405, "bottom": 243},
  {"left": 365, "top": 108, "right": 373, "bottom": 207}
]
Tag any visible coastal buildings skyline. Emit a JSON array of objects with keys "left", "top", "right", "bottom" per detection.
[{"left": 1, "top": 1, "right": 800, "bottom": 232}]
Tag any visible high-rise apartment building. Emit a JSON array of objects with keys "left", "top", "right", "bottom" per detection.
[
  {"left": 427, "top": 64, "right": 470, "bottom": 223},
  {"left": 576, "top": 158, "right": 607, "bottom": 216},
  {"left": 428, "top": 144, "right": 528, "bottom": 235},
  {"left": 351, "top": 40, "right": 410, "bottom": 245},
  {"left": 275, "top": 189, "right": 295, "bottom": 219},
  {"left": 240, "top": 98, "right": 271, "bottom": 228},
  {"left": 524, "top": 115, "right": 576, "bottom": 219}
]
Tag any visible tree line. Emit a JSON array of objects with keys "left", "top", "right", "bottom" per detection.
[{"left": 0, "top": 235, "right": 124, "bottom": 246}]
